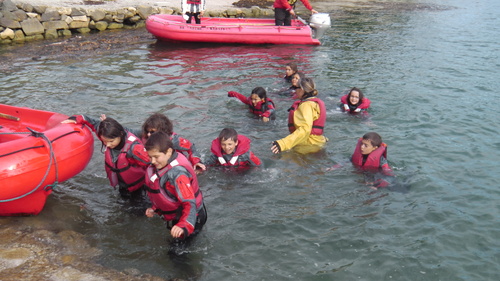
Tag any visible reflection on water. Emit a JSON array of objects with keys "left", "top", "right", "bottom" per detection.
[{"left": 1, "top": 0, "right": 500, "bottom": 280}]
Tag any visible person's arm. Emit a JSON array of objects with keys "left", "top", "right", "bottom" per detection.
[
  {"left": 127, "top": 142, "right": 151, "bottom": 167},
  {"left": 203, "top": 153, "right": 218, "bottom": 166},
  {"left": 169, "top": 168, "right": 198, "bottom": 238},
  {"left": 228, "top": 91, "right": 251, "bottom": 106},
  {"left": 248, "top": 151, "right": 262, "bottom": 166},
  {"left": 358, "top": 98, "right": 371, "bottom": 110},
  {"left": 299, "top": 0, "right": 318, "bottom": 13},
  {"left": 275, "top": 101, "right": 317, "bottom": 152},
  {"left": 66, "top": 114, "right": 102, "bottom": 133},
  {"left": 260, "top": 101, "right": 275, "bottom": 121}
]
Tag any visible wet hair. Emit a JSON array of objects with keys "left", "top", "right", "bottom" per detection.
[
  {"left": 145, "top": 131, "right": 174, "bottom": 153},
  {"left": 142, "top": 113, "right": 174, "bottom": 138},
  {"left": 286, "top": 62, "right": 298, "bottom": 73},
  {"left": 362, "top": 132, "right": 382, "bottom": 147},
  {"left": 97, "top": 118, "right": 125, "bottom": 140},
  {"left": 299, "top": 77, "right": 318, "bottom": 99},
  {"left": 218, "top": 128, "right": 238, "bottom": 142},
  {"left": 97, "top": 118, "right": 126, "bottom": 151},
  {"left": 347, "top": 87, "right": 364, "bottom": 106},
  {"left": 251, "top": 87, "right": 267, "bottom": 100}
]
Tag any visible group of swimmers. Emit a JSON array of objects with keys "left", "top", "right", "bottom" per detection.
[{"left": 62, "top": 61, "right": 394, "bottom": 242}]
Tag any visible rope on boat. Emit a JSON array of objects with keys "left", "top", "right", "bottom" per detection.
[{"left": 0, "top": 128, "right": 60, "bottom": 202}]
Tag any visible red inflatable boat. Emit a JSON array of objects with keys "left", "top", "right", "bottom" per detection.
[
  {"left": 0, "top": 104, "right": 94, "bottom": 216},
  {"left": 146, "top": 14, "right": 330, "bottom": 45}
]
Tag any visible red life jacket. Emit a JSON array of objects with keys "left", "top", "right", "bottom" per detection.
[
  {"left": 187, "top": 0, "right": 201, "bottom": 4},
  {"left": 249, "top": 99, "right": 275, "bottom": 117},
  {"left": 351, "top": 138, "right": 388, "bottom": 172},
  {"left": 340, "top": 95, "right": 371, "bottom": 112},
  {"left": 210, "top": 135, "right": 253, "bottom": 166},
  {"left": 144, "top": 153, "right": 203, "bottom": 221},
  {"left": 104, "top": 132, "right": 146, "bottom": 192},
  {"left": 287, "top": 97, "right": 326, "bottom": 135}
]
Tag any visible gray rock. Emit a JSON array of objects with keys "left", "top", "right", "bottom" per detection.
[
  {"left": 41, "top": 10, "right": 61, "bottom": 22},
  {"left": 136, "top": 5, "right": 153, "bottom": 20},
  {"left": 20, "top": 17, "right": 44, "bottom": 35},
  {"left": 1, "top": 0, "right": 18, "bottom": 12},
  {"left": 44, "top": 29, "right": 58, "bottom": 39},
  {"left": 87, "top": 9, "right": 106, "bottom": 21},
  {"left": 71, "top": 8, "right": 86, "bottom": 16},
  {"left": 68, "top": 19, "right": 89, "bottom": 29},
  {"left": 94, "top": 20, "right": 108, "bottom": 31},
  {"left": 0, "top": 17, "right": 21, "bottom": 29},
  {"left": 43, "top": 20, "right": 69, "bottom": 30}
]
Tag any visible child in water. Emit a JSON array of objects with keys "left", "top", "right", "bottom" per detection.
[
  {"left": 144, "top": 132, "right": 207, "bottom": 240},
  {"left": 351, "top": 132, "right": 394, "bottom": 189},
  {"left": 140, "top": 113, "right": 206, "bottom": 172},
  {"left": 204, "top": 128, "right": 261, "bottom": 167},
  {"left": 283, "top": 62, "right": 298, "bottom": 83},
  {"left": 228, "top": 87, "right": 276, "bottom": 122},
  {"left": 340, "top": 87, "right": 371, "bottom": 113},
  {"left": 63, "top": 115, "right": 150, "bottom": 198}
]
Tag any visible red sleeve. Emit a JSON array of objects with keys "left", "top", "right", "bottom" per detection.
[
  {"left": 172, "top": 174, "right": 197, "bottom": 235},
  {"left": 260, "top": 101, "right": 275, "bottom": 118},
  {"left": 300, "top": 0, "right": 314, "bottom": 11},
  {"left": 128, "top": 143, "right": 151, "bottom": 166},
  {"left": 178, "top": 137, "right": 201, "bottom": 165},
  {"left": 228, "top": 91, "right": 251, "bottom": 105},
  {"left": 249, "top": 151, "right": 261, "bottom": 166}
]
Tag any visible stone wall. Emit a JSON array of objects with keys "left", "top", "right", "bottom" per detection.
[{"left": 0, "top": 0, "right": 274, "bottom": 44}]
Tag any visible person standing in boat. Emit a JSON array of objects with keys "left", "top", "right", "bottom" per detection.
[
  {"left": 182, "top": 0, "right": 205, "bottom": 24},
  {"left": 273, "top": 0, "right": 318, "bottom": 26}
]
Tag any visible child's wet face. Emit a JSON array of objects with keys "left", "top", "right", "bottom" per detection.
[
  {"left": 360, "top": 139, "right": 378, "bottom": 155},
  {"left": 221, "top": 138, "right": 238, "bottom": 154},
  {"left": 101, "top": 136, "right": 121, "bottom": 149},
  {"left": 250, "top": 94, "right": 263, "bottom": 107},
  {"left": 349, "top": 91, "right": 360, "bottom": 105},
  {"left": 291, "top": 74, "right": 300, "bottom": 87},
  {"left": 148, "top": 148, "right": 172, "bottom": 170},
  {"left": 285, "top": 66, "right": 295, "bottom": 77}
]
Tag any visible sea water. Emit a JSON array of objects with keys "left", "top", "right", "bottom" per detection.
[{"left": 1, "top": 0, "right": 499, "bottom": 280}]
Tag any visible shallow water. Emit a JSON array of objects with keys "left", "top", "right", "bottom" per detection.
[{"left": 1, "top": 0, "right": 499, "bottom": 280}]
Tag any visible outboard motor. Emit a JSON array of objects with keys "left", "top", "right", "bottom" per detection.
[{"left": 309, "top": 13, "right": 331, "bottom": 39}]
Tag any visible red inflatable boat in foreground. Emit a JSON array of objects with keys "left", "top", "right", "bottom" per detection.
[
  {"left": 146, "top": 14, "right": 331, "bottom": 45},
  {"left": 0, "top": 104, "right": 94, "bottom": 216}
]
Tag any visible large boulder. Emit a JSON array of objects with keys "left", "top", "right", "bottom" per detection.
[{"left": 20, "top": 17, "right": 44, "bottom": 35}]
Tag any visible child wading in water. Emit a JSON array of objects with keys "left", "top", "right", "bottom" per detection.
[
  {"left": 204, "top": 128, "right": 261, "bottom": 167},
  {"left": 283, "top": 62, "right": 298, "bottom": 83},
  {"left": 228, "top": 87, "right": 276, "bottom": 122},
  {"left": 144, "top": 132, "right": 207, "bottom": 240}
]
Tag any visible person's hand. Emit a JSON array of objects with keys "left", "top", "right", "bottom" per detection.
[
  {"left": 145, "top": 208, "right": 155, "bottom": 218},
  {"left": 271, "top": 141, "right": 281, "bottom": 154},
  {"left": 200, "top": 11, "right": 204, "bottom": 17},
  {"left": 61, "top": 119, "right": 76, "bottom": 124},
  {"left": 343, "top": 104, "right": 350, "bottom": 111},
  {"left": 311, "top": 9, "right": 318, "bottom": 14},
  {"left": 289, "top": 9, "right": 295, "bottom": 16},
  {"left": 262, "top": 116, "right": 269, "bottom": 122},
  {"left": 100, "top": 114, "right": 106, "bottom": 121},
  {"left": 170, "top": 225, "right": 184, "bottom": 238},
  {"left": 194, "top": 162, "right": 206, "bottom": 172}
]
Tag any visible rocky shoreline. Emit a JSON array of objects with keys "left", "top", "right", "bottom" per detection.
[{"left": 0, "top": 0, "right": 274, "bottom": 44}]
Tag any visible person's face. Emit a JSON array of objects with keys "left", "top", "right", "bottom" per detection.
[
  {"left": 144, "top": 127, "right": 158, "bottom": 139},
  {"left": 250, "top": 94, "right": 264, "bottom": 107},
  {"left": 291, "top": 74, "right": 300, "bottom": 87},
  {"left": 221, "top": 138, "right": 238, "bottom": 154},
  {"left": 101, "top": 136, "right": 121, "bottom": 149},
  {"left": 285, "top": 66, "right": 295, "bottom": 77},
  {"left": 360, "top": 139, "right": 378, "bottom": 155},
  {"left": 148, "top": 148, "right": 173, "bottom": 170},
  {"left": 349, "top": 90, "right": 360, "bottom": 105}
]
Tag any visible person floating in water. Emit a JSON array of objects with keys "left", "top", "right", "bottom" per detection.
[
  {"left": 204, "top": 128, "right": 261, "bottom": 167},
  {"left": 340, "top": 87, "right": 371, "bottom": 113},
  {"left": 228, "top": 87, "right": 276, "bottom": 122},
  {"left": 351, "top": 132, "right": 394, "bottom": 190}
]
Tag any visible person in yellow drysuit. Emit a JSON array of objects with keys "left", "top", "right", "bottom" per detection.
[{"left": 271, "top": 77, "right": 327, "bottom": 154}]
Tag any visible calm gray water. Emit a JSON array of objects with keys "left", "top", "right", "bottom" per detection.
[{"left": 1, "top": 0, "right": 499, "bottom": 280}]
